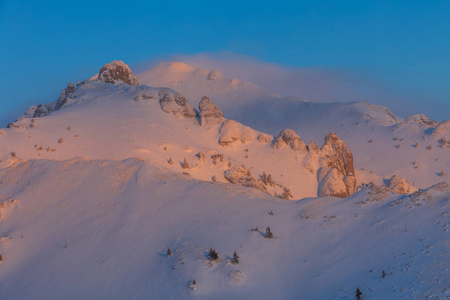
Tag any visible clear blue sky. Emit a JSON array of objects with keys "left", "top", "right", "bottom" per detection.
[{"left": 1, "top": 0, "right": 449, "bottom": 123}]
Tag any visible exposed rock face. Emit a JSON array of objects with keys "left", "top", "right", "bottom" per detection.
[
  {"left": 218, "top": 120, "right": 254, "bottom": 147},
  {"left": 272, "top": 129, "right": 307, "bottom": 152},
  {"left": 198, "top": 96, "right": 225, "bottom": 126},
  {"left": 308, "top": 140, "right": 319, "bottom": 154},
  {"left": 321, "top": 132, "right": 355, "bottom": 177},
  {"left": 405, "top": 113, "right": 439, "bottom": 127},
  {"left": 98, "top": 60, "right": 139, "bottom": 85},
  {"left": 33, "top": 104, "right": 49, "bottom": 117},
  {"left": 224, "top": 165, "right": 266, "bottom": 191},
  {"left": 318, "top": 132, "right": 356, "bottom": 197},
  {"left": 67, "top": 82, "right": 75, "bottom": 94},
  {"left": 158, "top": 88, "right": 196, "bottom": 118},
  {"left": 388, "top": 175, "right": 410, "bottom": 194},
  {"left": 318, "top": 168, "right": 348, "bottom": 198},
  {"left": 224, "top": 165, "right": 248, "bottom": 184},
  {"left": 16, "top": 106, "right": 37, "bottom": 121}
]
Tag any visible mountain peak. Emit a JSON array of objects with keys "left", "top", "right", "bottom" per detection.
[{"left": 98, "top": 60, "right": 139, "bottom": 85}]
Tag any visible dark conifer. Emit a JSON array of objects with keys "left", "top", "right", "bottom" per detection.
[
  {"left": 231, "top": 251, "right": 239, "bottom": 264},
  {"left": 355, "top": 287, "right": 362, "bottom": 300},
  {"left": 265, "top": 227, "right": 273, "bottom": 239},
  {"left": 209, "top": 248, "right": 218, "bottom": 261}
]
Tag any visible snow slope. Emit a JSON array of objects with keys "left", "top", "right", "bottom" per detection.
[
  {"left": 0, "top": 158, "right": 448, "bottom": 299},
  {"left": 0, "top": 61, "right": 448, "bottom": 299}
]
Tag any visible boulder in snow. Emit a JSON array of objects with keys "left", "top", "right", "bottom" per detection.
[
  {"left": 224, "top": 165, "right": 266, "bottom": 192},
  {"left": 218, "top": 120, "right": 254, "bottom": 147}
]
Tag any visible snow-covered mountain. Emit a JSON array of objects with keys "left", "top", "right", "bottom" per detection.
[
  {"left": 0, "top": 60, "right": 448, "bottom": 299},
  {"left": 138, "top": 62, "right": 450, "bottom": 189}
]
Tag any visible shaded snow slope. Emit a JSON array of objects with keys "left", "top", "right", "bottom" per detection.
[{"left": 0, "top": 158, "right": 448, "bottom": 299}]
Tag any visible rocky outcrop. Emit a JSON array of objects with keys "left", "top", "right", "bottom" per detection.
[
  {"left": 67, "top": 82, "right": 75, "bottom": 94},
  {"left": 308, "top": 140, "right": 319, "bottom": 154},
  {"left": 158, "top": 88, "right": 196, "bottom": 118},
  {"left": 318, "top": 168, "right": 348, "bottom": 198},
  {"left": 224, "top": 165, "right": 266, "bottom": 191},
  {"left": 318, "top": 132, "right": 356, "bottom": 197},
  {"left": 257, "top": 134, "right": 271, "bottom": 144},
  {"left": 388, "top": 175, "right": 410, "bottom": 194},
  {"left": 321, "top": 133, "right": 355, "bottom": 177},
  {"left": 272, "top": 129, "right": 307, "bottom": 153},
  {"left": 218, "top": 120, "right": 254, "bottom": 147},
  {"left": 405, "top": 114, "right": 439, "bottom": 127},
  {"left": 98, "top": 60, "right": 139, "bottom": 85},
  {"left": 33, "top": 104, "right": 49, "bottom": 117},
  {"left": 16, "top": 106, "right": 37, "bottom": 121},
  {"left": 198, "top": 96, "right": 225, "bottom": 126}
]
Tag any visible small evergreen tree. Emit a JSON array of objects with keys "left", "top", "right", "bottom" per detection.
[
  {"left": 265, "top": 227, "right": 273, "bottom": 239},
  {"left": 181, "top": 158, "right": 189, "bottom": 169},
  {"left": 168, "top": 158, "right": 174, "bottom": 165},
  {"left": 382, "top": 270, "right": 386, "bottom": 278},
  {"left": 355, "top": 287, "right": 362, "bottom": 300},
  {"left": 212, "top": 175, "right": 217, "bottom": 182},
  {"left": 231, "top": 251, "right": 239, "bottom": 264},
  {"left": 269, "top": 210, "right": 274, "bottom": 215},
  {"left": 167, "top": 248, "right": 172, "bottom": 257},
  {"left": 281, "top": 187, "right": 292, "bottom": 199},
  {"left": 209, "top": 248, "right": 218, "bottom": 261}
]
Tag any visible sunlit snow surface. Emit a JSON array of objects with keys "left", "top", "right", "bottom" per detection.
[{"left": 0, "top": 65, "right": 448, "bottom": 299}]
